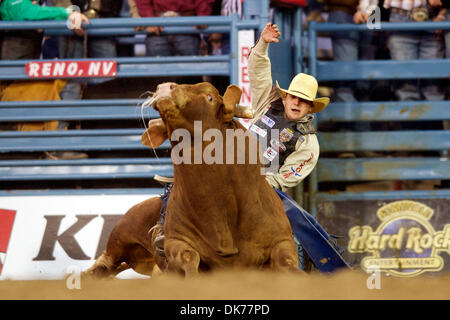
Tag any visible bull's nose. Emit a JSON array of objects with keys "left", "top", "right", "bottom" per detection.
[
  {"left": 151, "top": 82, "right": 179, "bottom": 111},
  {"left": 154, "top": 82, "right": 177, "bottom": 98}
]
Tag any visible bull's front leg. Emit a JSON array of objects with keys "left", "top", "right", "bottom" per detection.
[{"left": 165, "top": 238, "right": 201, "bottom": 277}]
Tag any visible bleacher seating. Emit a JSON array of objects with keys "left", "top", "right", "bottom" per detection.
[
  {"left": 0, "top": 98, "right": 172, "bottom": 182},
  {"left": 0, "top": 0, "right": 449, "bottom": 215},
  {"left": 0, "top": 0, "right": 267, "bottom": 189},
  {"left": 307, "top": 21, "right": 450, "bottom": 215}
]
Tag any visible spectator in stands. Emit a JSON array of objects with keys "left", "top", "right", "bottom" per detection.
[
  {"left": 443, "top": 0, "right": 449, "bottom": 100},
  {"left": 44, "top": 0, "right": 121, "bottom": 159},
  {"left": 134, "top": 0, "right": 215, "bottom": 57},
  {"left": 356, "top": 0, "right": 445, "bottom": 101},
  {"left": 271, "top": 0, "right": 324, "bottom": 22},
  {"left": 0, "top": 0, "right": 88, "bottom": 60},
  {"left": 121, "top": 0, "right": 149, "bottom": 57},
  {"left": 51, "top": 0, "right": 122, "bottom": 100},
  {"left": 442, "top": 0, "right": 450, "bottom": 63},
  {"left": 208, "top": 0, "right": 244, "bottom": 55},
  {"left": 128, "top": 0, "right": 141, "bottom": 20},
  {"left": 430, "top": 0, "right": 449, "bottom": 151},
  {"left": 324, "top": 0, "right": 379, "bottom": 102},
  {"left": 440, "top": 0, "right": 449, "bottom": 58},
  {"left": 430, "top": 0, "right": 449, "bottom": 98},
  {"left": 0, "top": 0, "right": 90, "bottom": 154},
  {"left": 305, "top": 0, "right": 326, "bottom": 22}
]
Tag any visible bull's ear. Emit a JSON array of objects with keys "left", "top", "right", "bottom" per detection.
[
  {"left": 222, "top": 85, "right": 242, "bottom": 122},
  {"left": 142, "top": 118, "right": 168, "bottom": 148}
]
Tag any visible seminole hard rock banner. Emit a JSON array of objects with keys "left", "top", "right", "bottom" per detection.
[{"left": 317, "top": 199, "right": 450, "bottom": 277}]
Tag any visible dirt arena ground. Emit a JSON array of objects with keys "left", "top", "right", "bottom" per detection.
[{"left": 0, "top": 269, "right": 449, "bottom": 300}]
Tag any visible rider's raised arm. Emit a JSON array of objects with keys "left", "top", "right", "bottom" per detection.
[{"left": 248, "top": 23, "right": 281, "bottom": 121}]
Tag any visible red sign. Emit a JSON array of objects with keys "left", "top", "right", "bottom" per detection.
[
  {"left": 0, "top": 209, "right": 16, "bottom": 275},
  {"left": 25, "top": 60, "right": 117, "bottom": 78}
]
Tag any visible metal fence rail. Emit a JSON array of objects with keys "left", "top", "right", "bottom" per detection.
[
  {"left": 0, "top": 15, "right": 263, "bottom": 83},
  {"left": 0, "top": 99, "right": 155, "bottom": 121},
  {"left": 0, "top": 5, "right": 267, "bottom": 186},
  {"left": 1, "top": 2, "right": 449, "bottom": 214},
  {"left": 307, "top": 20, "right": 450, "bottom": 215}
]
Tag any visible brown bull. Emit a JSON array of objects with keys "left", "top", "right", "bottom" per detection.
[{"left": 86, "top": 82, "right": 301, "bottom": 278}]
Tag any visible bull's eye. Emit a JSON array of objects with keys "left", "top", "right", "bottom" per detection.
[{"left": 206, "top": 94, "right": 213, "bottom": 102}]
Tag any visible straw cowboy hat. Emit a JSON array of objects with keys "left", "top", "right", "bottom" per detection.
[{"left": 276, "top": 73, "right": 330, "bottom": 114}]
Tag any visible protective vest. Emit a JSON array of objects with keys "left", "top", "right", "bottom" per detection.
[{"left": 249, "top": 98, "right": 316, "bottom": 172}]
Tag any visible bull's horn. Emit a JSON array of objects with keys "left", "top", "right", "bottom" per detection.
[{"left": 235, "top": 104, "right": 254, "bottom": 119}]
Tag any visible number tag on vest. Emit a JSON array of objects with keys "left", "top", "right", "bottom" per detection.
[
  {"left": 263, "top": 146, "right": 278, "bottom": 162},
  {"left": 280, "top": 128, "right": 294, "bottom": 142},
  {"left": 261, "top": 115, "right": 275, "bottom": 128},
  {"left": 250, "top": 124, "right": 267, "bottom": 138},
  {"left": 270, "top": 139, "right": 286, "bottom": 152}
]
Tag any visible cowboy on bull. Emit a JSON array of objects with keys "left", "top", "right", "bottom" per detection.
[
  {"left": 153, "top": 23, "right": 349, "bottom": 272},
  {"left": 245, "top": 23, "right": 348, "bottom": 271},
  {"left": 248, "top": 22, "right": 329, "bottom": 192}
]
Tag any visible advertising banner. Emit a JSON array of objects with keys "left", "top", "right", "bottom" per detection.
[
  {"left": 237, "top": 29, "right": 255, "bottom": 130},
  {"left": 317, "top": 199, "right": 450, "bottom": 277},
  {"left": 0, "top": 192, "right": 159, "bottom": 280}
]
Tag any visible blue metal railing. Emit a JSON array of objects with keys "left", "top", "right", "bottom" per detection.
[
  {"left": 308, "top": 21, "right": 450, "bottom": 79},
  {"left": 272, "top": 7, "right": 305, "bottom": 76},
  {"left": 0, "top": 15, "right": 263, "bottom": 84},
  {"left": 2, "top": 1, "right": 449, "bottom": 211},
  {"left": 0, "top": 55, "right": 232, "bottom": 80},
  {"left": 0, "top": 0, "right": 269, "bottom": 189},
  {"left": 0, "top": 99, "right": 156, "bottom": 121},
  {"left": 307, "top": 20, "right": 450, "bottom": 216}
]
